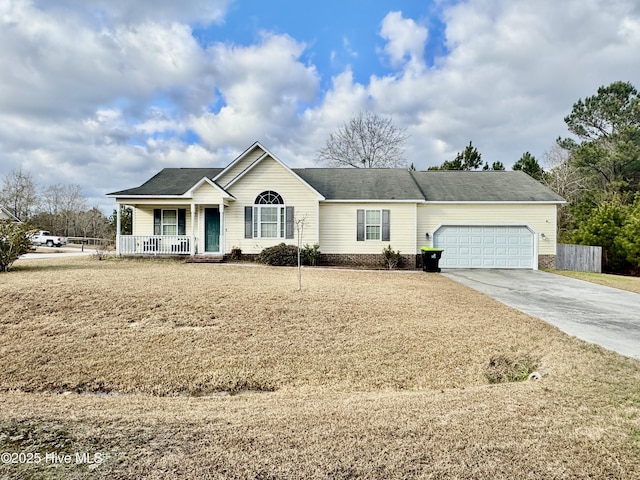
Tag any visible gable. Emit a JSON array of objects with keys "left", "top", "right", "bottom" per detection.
[
  {"left": 214, "top": 143, "right": 266, "bottom": 188},
  {"left": 226, "top": 156, "right": 321, "bottom": 203},
  {"left": 188, "top": 178, "right": 234, "bottom": 203},
  {"left": 215, "top": 142, "right": 324, "bottom": 200}
]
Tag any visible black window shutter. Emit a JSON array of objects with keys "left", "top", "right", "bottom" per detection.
[
  {"left": 178, "top": 209, "right": 186, "bottom": 235},
  {"left": 153, "top": 209, "right": 161, "bottom": 235},
  {"left": 285, "top": 206, "right": 294, "bottom": 239},
  {"left": 382, "top": 209, "right": 390, "bottom": 241},
  {"left": 356, "top": 209, "right": 364, "bottom": 241},
  {"left": 244, "top": 206, "right": 253, "bottom": 238}
]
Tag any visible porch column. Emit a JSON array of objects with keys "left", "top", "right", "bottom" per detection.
[
  {"left": 220, "top": 203, "right": 225, "bottom": 255},
  {"left": 116, "top": 203, "right": 121, "bottom": 256},
  {"left": 190, "top": 203, "right": 196, "bottom": 256}
]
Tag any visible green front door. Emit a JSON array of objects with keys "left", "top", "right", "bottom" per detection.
[{"left": 204, "top": 208, "right": 220, "bottom": 252}]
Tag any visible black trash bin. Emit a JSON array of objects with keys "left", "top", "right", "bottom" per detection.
[{"left": 421, "top": 247, "right": 444, "bottom": 272}]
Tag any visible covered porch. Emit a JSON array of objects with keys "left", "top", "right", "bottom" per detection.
[{"left": 114, "top": 202, "right": 227, "bottom": 257}]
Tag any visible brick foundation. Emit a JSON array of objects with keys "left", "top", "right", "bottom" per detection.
[
  {"left": 538, "top": 255, "right": 555, "bottom": 269},
  {"left": 319, "top": 253, "right": 418, "bottom": 269},
  {"left": 220, "top": 252, "right": 555, "bottom": 270}
]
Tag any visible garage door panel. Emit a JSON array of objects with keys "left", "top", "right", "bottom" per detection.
[{"left": 434, "top": 225, "right": 534, "bottom": 269}]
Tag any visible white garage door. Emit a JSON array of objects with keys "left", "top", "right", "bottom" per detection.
[{"left": 434, "top": 225, "right": 534, "bottom": 269}]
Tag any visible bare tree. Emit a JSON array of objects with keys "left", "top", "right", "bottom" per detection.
[
  {"left": 0, "top": 168, "right": 38, "bottom": 221},
  {"left": 542, "top": 144, "right": 590, "bottom": 233},
  {"left": 37, "top": 184, "right": 64, "bottom": 232},
  {"left": 77, "top": 207, "right": 111, "bottom": 240},
  {"left": 316, "top": 111, "right": 409, "bottom": 168},
  {"left": 542, "top": 144, "right": 589, "bottom": 202}
]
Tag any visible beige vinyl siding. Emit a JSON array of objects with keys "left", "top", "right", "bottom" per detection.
[
  {"left": 417, "top": 203, "right": 558, "bottom": 255},
  {"left": 133, "top": 205, "right": 196, "bottom": 236},
  {"left": 190, "top": 182, "right": 225, "bottom": 204},
  {"left": 216, "top": 147, "right": 264, "bottom": 188},
  {"left": 225, "top": 157, "right": 319, "bottom": 254},
  {"left": 319, "top": 202, "right": 416, "bottom": 254}
]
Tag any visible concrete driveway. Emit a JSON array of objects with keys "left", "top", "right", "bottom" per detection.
[
  {"left": 443, "top": 269, "right": 640, "bottom": 360},
  {"left": 19, "top": 247, "right": 96, "bottom": 260}
]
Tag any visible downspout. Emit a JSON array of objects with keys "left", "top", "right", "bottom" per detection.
[
  {"left": 316, "top": 200, "right": 320, "bottom": 246},
  {"left": 414, "top": 202, "right": 418, "bottom": 255}
]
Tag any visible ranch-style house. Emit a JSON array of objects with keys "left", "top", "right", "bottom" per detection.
[{"left": 108, "top": 141, "right": 565, "bottom": 269}]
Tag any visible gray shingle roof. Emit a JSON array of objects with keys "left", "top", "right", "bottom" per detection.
[
  {"left": 108, "top": 168, "right": 224, "bottom": 196},
  {"left": 294, "top": 168, "right": 424, "bottom": 200},
  {"left": 410, "top": 170, "right": 565, "bottom": 202},
  {"left": 109, "top": 165, "right": 565, "bottom": 203}
]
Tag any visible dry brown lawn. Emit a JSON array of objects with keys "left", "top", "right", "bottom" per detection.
[
  {"left": 1, "top": 257, "right": 639, "bottom": 479},
  {"left": 551, "top": 269, "right": 640, "bottom": 295}
]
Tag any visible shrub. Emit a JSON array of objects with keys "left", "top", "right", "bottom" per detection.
[
  {"left": 0, "top": 221, "right": 33, "bottom": 272},
  {"left": 256, "top": 243, "right": 298, "bottom": 266},
  {"left": 301, "top": 243, "right": 321, "bottom": 266},
  {"left": 382, "top": 245, "right": 401, "bottom": 269},
  {"left": 230, "top": 246, "right": 242, "bottom": 261}
]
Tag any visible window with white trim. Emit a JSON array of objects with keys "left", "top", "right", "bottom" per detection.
[
  {"left": 253, "top": 191, "right": 285, "bottom": 238},
  {"left": 365, "top": 209, "right": 382, "bottom": 240},
  {"left": 356, "top": 208, "right": 390, "bottom": 242},
  {"left": 153, "top": 208, "right": 186, "bottom": 235},
  {"left": 162, "top": 209, "right": 177, "bottom": 235}
]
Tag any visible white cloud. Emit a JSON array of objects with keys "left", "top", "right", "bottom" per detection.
[
  {"left": 363, "top": 0, "right": 640, "bottom": 165},
  {"left": 0, "top": 1, "right": 212, "bottom": 118},
  {"left": 2, "top": 0, "right": 640, "bottom": 214},
  {"left": 189, "top": 33, "right": 319, "bottom": 149},
  {"left": 42, "top": 0, "right": 230, "bottom": 26},
  {"left": 379, "top": 11, "right": 428, "bottom": 73}
]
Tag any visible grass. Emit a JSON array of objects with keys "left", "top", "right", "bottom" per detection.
[
  {"left": 1, "top": 256, "right": 639, "bottom": 479},
  {"left": 551, "top": 269, "right": 640, "bottom": 294}
]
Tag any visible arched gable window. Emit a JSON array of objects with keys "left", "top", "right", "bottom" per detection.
[
  {"left": 255, "top": 191, "right": 283, "bottom": 205},
  {"left": 253, "top": 191, "right": 285, "bottom": 238}
]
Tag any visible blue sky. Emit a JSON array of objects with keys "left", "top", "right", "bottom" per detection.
[
  {"left": 1, "top": 0, "right": 640, "bottom": 213},
  {"left": 195, "top": 1, "right": 448, "bottom": 88}
]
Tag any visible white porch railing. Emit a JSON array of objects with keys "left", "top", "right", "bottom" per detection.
[{"left": 118, "top": 235, "right": 194, "bottom": 255}]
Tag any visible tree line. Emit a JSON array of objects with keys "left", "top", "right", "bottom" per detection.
[{"left": 0, "top": 169, "right": 113, "bottom": 239}]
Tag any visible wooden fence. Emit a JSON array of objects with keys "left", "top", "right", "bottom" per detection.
[{"left": 555, "top": 243, "right": 602, "bottom": 273}]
